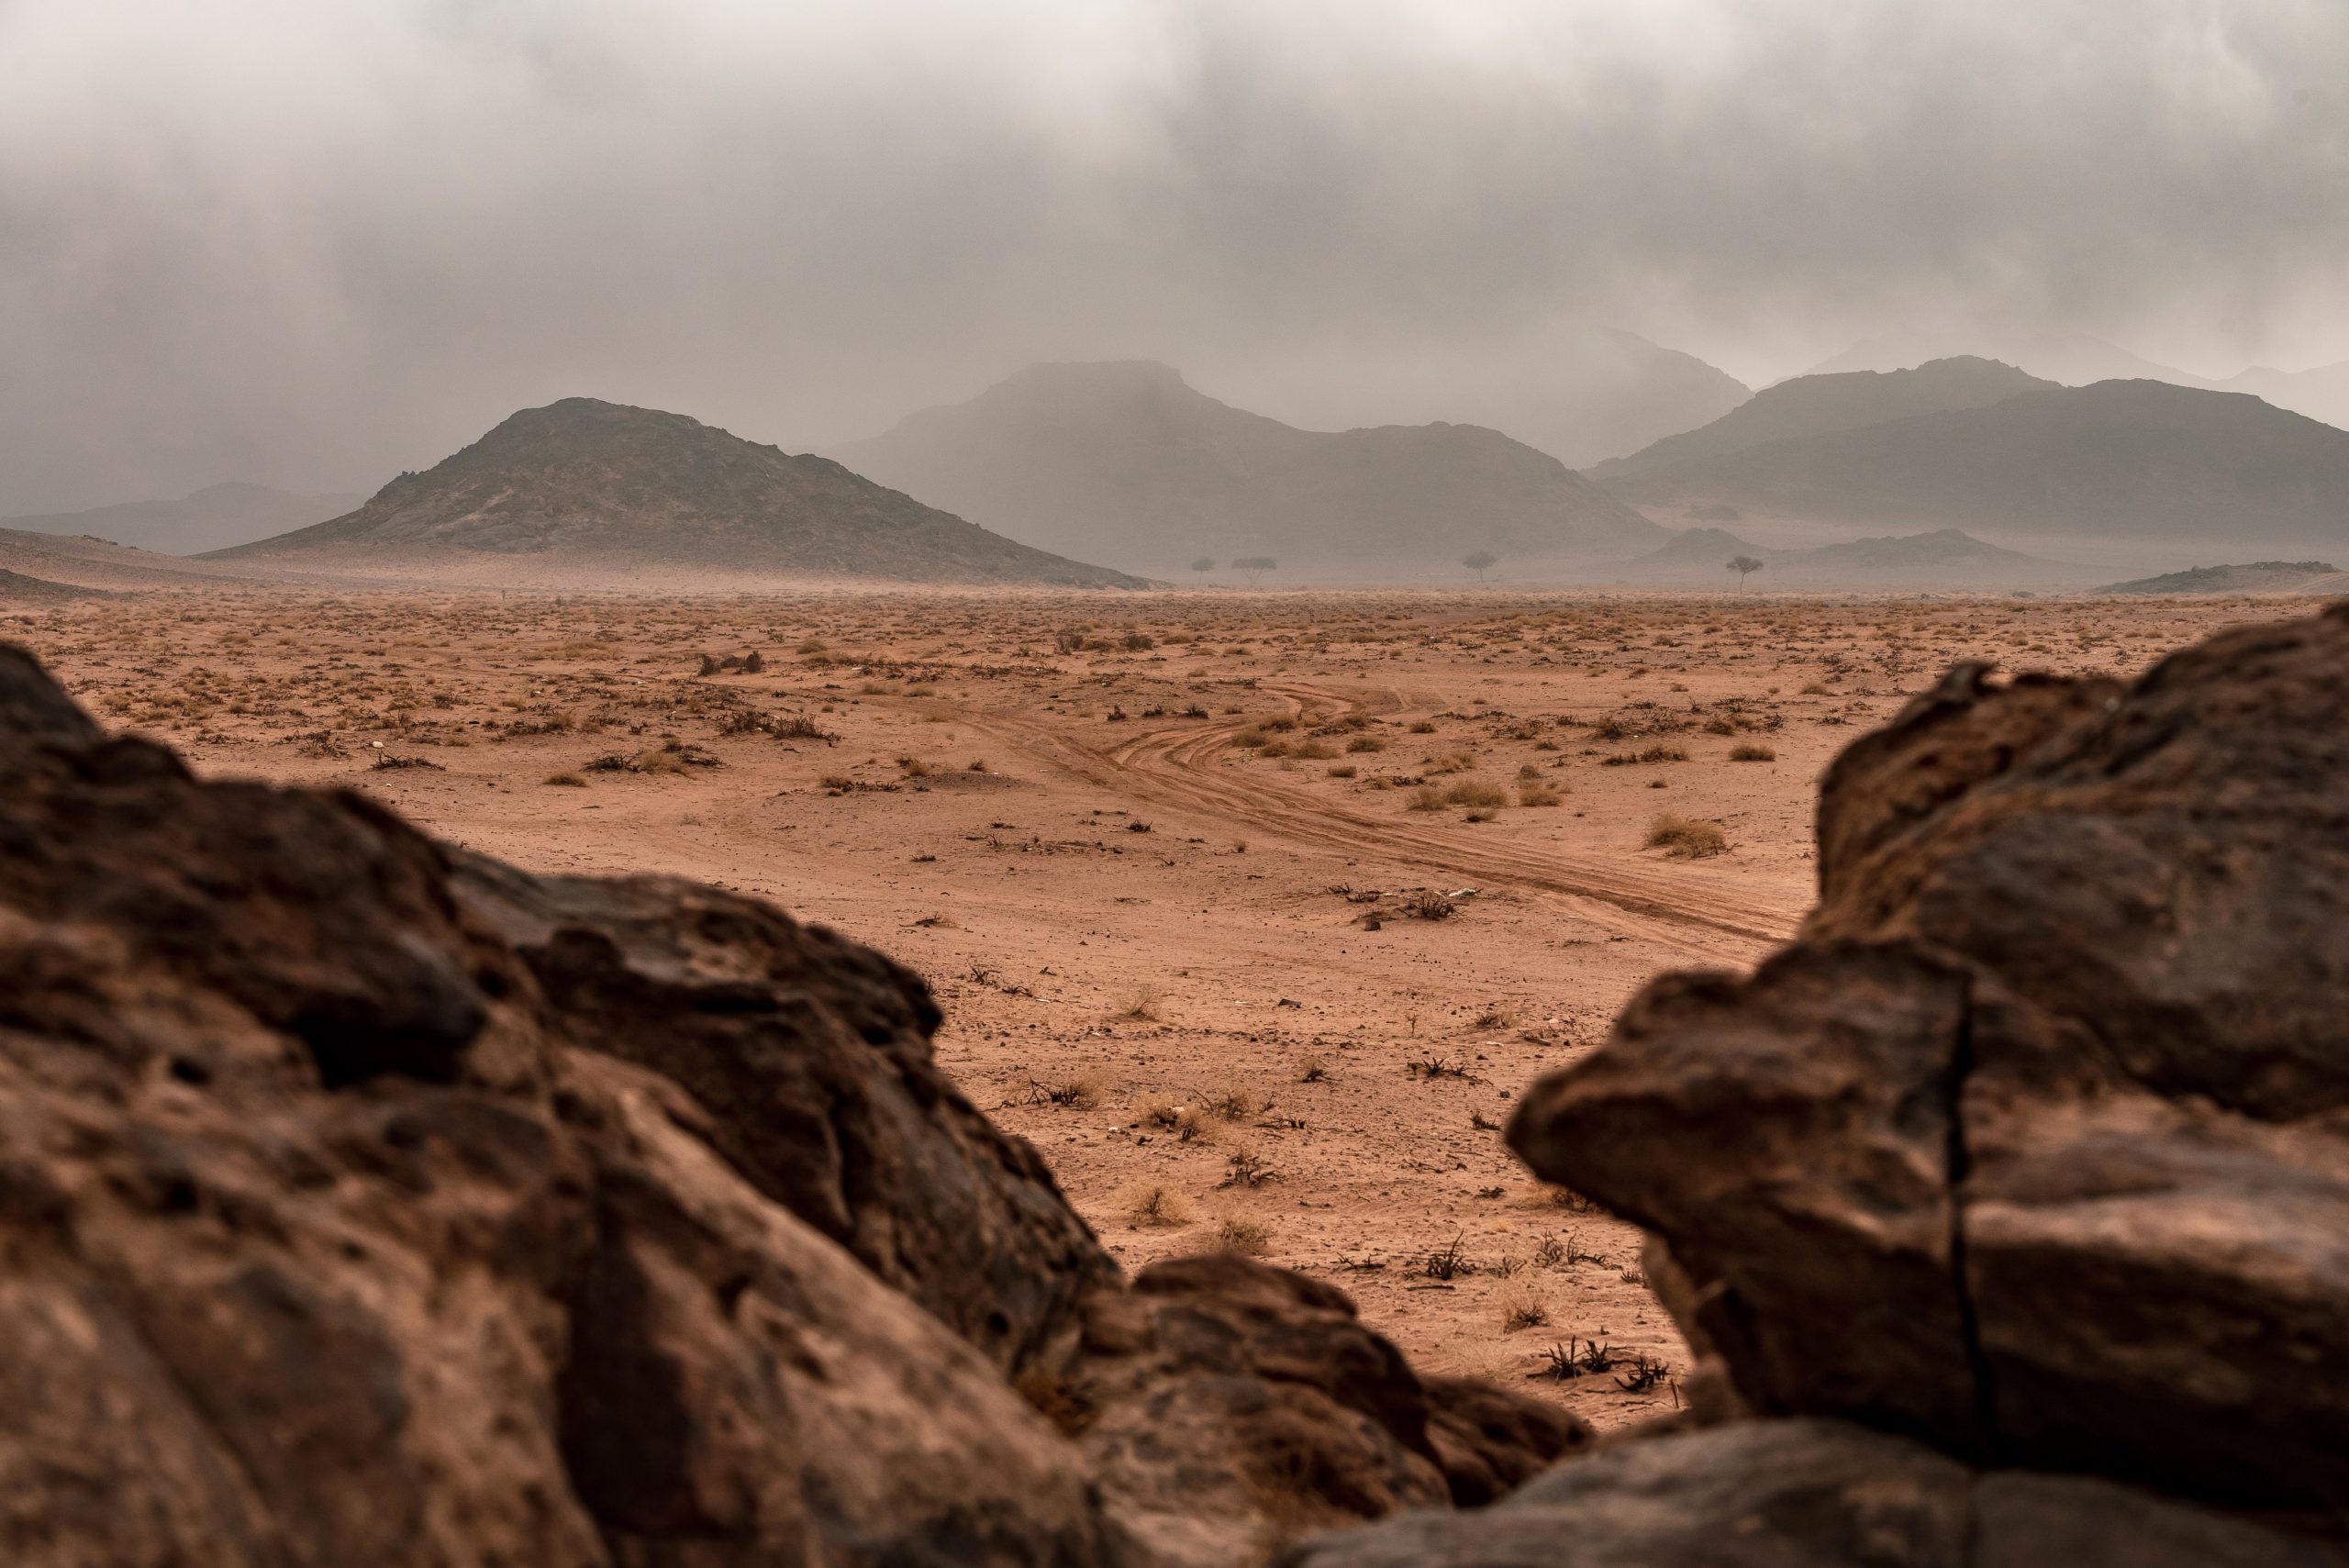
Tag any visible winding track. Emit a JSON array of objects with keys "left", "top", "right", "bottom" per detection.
[{"left": 966, "top": 680, "right": 1806, "bottom": 964}]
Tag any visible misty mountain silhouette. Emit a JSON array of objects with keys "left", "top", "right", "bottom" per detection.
[
  {"left": 4, "top": 482, "right": 362, "bottom": 556},
  {"left": 1597, "top": 380, "right": 2349, "bottom": 550},
  {"left": 1590, "top": 357, "right": 2055, "bottom": 480},
  {"left": 1805, "top": 333, "right": 2349, "bottom": 433},
  {"left": 1626, "top": 525, "right": 2078, "bottom": 587},
  {"left": 833, "top": 361, "right": 1666, "bottom": 576},
  {"left": 211, "top": 398, "right": 1143, "bottom": 585},
  {"left": 1231, "top": 326, "right": 1752, "bottom": 470}
]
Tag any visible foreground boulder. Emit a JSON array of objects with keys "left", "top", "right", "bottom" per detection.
[
  {"left": 1283, "top": 1418, "right": 2344, "bottom": 1568},
  {"left": 1046, "top": 1254, "right": 1589, "bottom": 1566},
  {"left": 1501, "top": 606, "right": 2349, "bottom": 1513},
  {"left": 0, "top": 646, "right": 1137, "bottom": 1565},
  {"left": 0, "top": 643, "right": 1572, "bottom": 1565}
]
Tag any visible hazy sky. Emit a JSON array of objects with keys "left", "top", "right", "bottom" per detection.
[{"left": 5, "top": 0, "right": 2345, "bottom": 513}]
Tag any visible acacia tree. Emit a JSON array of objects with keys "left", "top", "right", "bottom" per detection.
[
  {"left": 1190, "top": 557, "right": 1215, "bottom": 580},
  {"left": 1462, "top": 550, "right": 1498, "bottom": 583},
  {"left": 1727, "top": 554, "right": 1765, "bottom": 589},
  {"left": 1234, "top": 556, "right": 1276, "bottom": 586}
]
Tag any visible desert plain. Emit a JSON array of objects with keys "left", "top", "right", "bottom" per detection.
[{"left": 0, "top": 583, "right": 2294, "bottom": 1430}]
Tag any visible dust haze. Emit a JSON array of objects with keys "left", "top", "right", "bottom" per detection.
[{"left": 6, "top": 0, "right": 2346, "bottom": 513}]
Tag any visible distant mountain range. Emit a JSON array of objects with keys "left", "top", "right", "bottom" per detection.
[
  {"left": 1596, "top": 379, "right": 2349, "bottom": 553},
  {"left": 1592, "top": 357, "right": 2054, "bottom": 481},
  {"left": 1807, "top": 331, "right": 2349, "bottom": 431},
  {"left": 1625, "top": 525, "right": 2086, "bottom": 589},
  {"left": 2096, "top": 561, "right": 2348, "bottom": 595},
  {"left": 3, "top": 482, "right": 363, "bottom": 555},
  {"left": 833, "top": 361, "right": 1666, "bottom": 578},
  {"left": 1223, "top": 325, "right": 1753, "bottom": 470},
  {"left": 213, "top": 398, "right": 1142, "bottom": 587}
]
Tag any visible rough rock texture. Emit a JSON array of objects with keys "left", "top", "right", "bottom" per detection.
[
  {"left": 1280, "top": 1418, "right": 2345, "bottom": 1568},
  {"left": 1052, "top": 1254, "right": 1589, "bottom": 1566},
  {"left": 1508, "top": 605, "right": 2349, "bottom": 1515},
  {"left": 0, "top": 641, "right": 1575, "bottom": 1566},
  {"left": 451, "top": 851, "right": 1115, "bottom": 1374},
  {"left": 0, "top": 644, "right": 1137, "bottom": 1566}
]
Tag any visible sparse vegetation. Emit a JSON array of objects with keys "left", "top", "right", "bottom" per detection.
[{"left": 1646, "top": 815, "right": 1729, "bottom": 858}]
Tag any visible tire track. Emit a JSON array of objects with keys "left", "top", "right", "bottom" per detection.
[{"left": 966, "top": 683, "right": 1805, "bottom": 962}]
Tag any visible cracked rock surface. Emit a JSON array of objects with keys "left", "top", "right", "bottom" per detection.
[{"left": 1509, "top": 606, "right": 2349, "bottom": 1510}]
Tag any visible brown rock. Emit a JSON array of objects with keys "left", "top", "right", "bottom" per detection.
[
  {"left": 1508, "top": 605, "right": 2349, "bottom": 1512},
  {"left": 1052, "top": 1253, "right": 1589, "bottom": 1566},
  {"left": 0, "top": 642, "right": 1139, "bottom": 1566},
  {"left": 1277, "top": 1418, "right": 2346, "bottom": 1568},
  {"left": 453, "top": 851, "right": 1117, "bottom": 1373}
]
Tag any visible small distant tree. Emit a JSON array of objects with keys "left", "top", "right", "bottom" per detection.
[
  {"left": 1462, "top": 550, "right": 1498, "bottom": 583},
  {"left": 1728, "top": 554, "right": 1764, "bottom": 589},
  {"left": 1191, "top": 557, "right": 1216, "bottom": 579},
  {"left": 1234, "top": 556, "right": 1277, "bottom": 586}
]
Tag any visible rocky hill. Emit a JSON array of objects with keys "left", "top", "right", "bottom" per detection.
[
  {"left": 0, "top": 525, "right": 253, "bottom": 590},
  {"left": 1590, "top": 357, "right": 2054, "bottom": 482},
  {"left": 4, "top": 481, "right": 362, "bottom": 555},
  {"left": 211, "top": 398, "right": 1143, "bottom": 587},
  {"left": 833, "top": 361, "right": 1666, "bottom": 579},
  {"left": 2098, "top": 560, "right": 2348, "bottom": 595},
  {"left": 0, "top": 566, "right": 104, "bottom": 603},
  {"left": 1598, "top": 380, "right": 2349, "bottom": 553}
]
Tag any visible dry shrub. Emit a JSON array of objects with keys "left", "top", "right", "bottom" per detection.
[
  {"left": 1444, "top": 777, "right": 1508, "bottom": 809},
  {"left": 1730, "top": 742, "right": 1776, "bottom": 762},
  {"left": 1213, "top": 1217, "right": 1273, "bottom": 1256},
  {"left": 1500, "top": 1289, "right": 1551, "bottom": 1332},
  {"left": 1647, "top": 815, "right": 1729, "bottom": 858},
  {"left": 1201, "top": 1084, "right": 1260, "bottom": 1121},
  {"left": 543, "top": 771, "right": 587, "bottom": 787},
  {"left": 1345, "top": 734, "right": 1386, "bottom": 752},
  {"left": 1517, "top": 783, "right": 1563, "bottom": 806},
  {"left": 1406, "top": 784, "right": 1448, "bottom": 811},
  {"left": 1119, "top": 1182, "right": 1194, "bottom": 1228},
  {"left": 1293, "top": 739, "right": 1337, "bottom": 760}
]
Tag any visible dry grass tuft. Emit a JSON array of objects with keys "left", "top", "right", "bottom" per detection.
[
  {"left": 1119, "top": 1182, "right": 1195, "bottom": 1228},
  {"left": 1646, "top": 815, "right": 1729, "bottom": 858}
]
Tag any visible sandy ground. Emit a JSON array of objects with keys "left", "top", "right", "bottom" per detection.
[{"left": 2, "top": 584, "right": 2292, "bottom": 1429}]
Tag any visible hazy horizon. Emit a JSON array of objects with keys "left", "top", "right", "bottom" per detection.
[{"left": 6, "top": 0, "right": 2347, "bottom": 516}]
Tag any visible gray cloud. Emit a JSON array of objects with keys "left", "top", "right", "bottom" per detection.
[{"left": 4, "top": 0, "right": 2345, "bottom": 513}]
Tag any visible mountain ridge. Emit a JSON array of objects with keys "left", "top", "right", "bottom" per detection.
[
  {"left": 833, "top": 361, "right": 1667, "bottom": 578},
  {"left": 1590, "top": 357, "right": 2055, "bottom": 481},
  {"left": 213, "top": 397, "right": 1145, "bottom": 587},
  {"left": 5, "top": 482, "right": 363, "bottom": 556},
  {"left": 1596, "top": 380, "right": 2349, "bottom": 551}
]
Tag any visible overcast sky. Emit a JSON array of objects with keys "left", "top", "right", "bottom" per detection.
[{"left": 4, "top": 0, "right": 2345, "bottom": 513}]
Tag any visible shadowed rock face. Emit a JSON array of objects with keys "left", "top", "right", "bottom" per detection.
[
  {"left": 1051, "top": 1253, "right": 1590, "bottom": 1567},
  {"left": 1281, "top": 1418, "right": 2346, "bottom": 1568},
  {"left": 1506, "top": 604, "right": 2349, "bottom": 1510},
  {"left": 0, "top": 641, "right": 1578, "bottom": 1567}
]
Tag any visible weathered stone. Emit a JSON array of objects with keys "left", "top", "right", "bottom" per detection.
[
  {"left": 1508, "top": 605, "right": 2349, "bottom": 1511},
  {"left": 1053, "top": 1253, "right": 1588, "bottom": 1566},
  {"left": 1278, "top": 1418, "right": 2345, "bottom": 1568}
]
